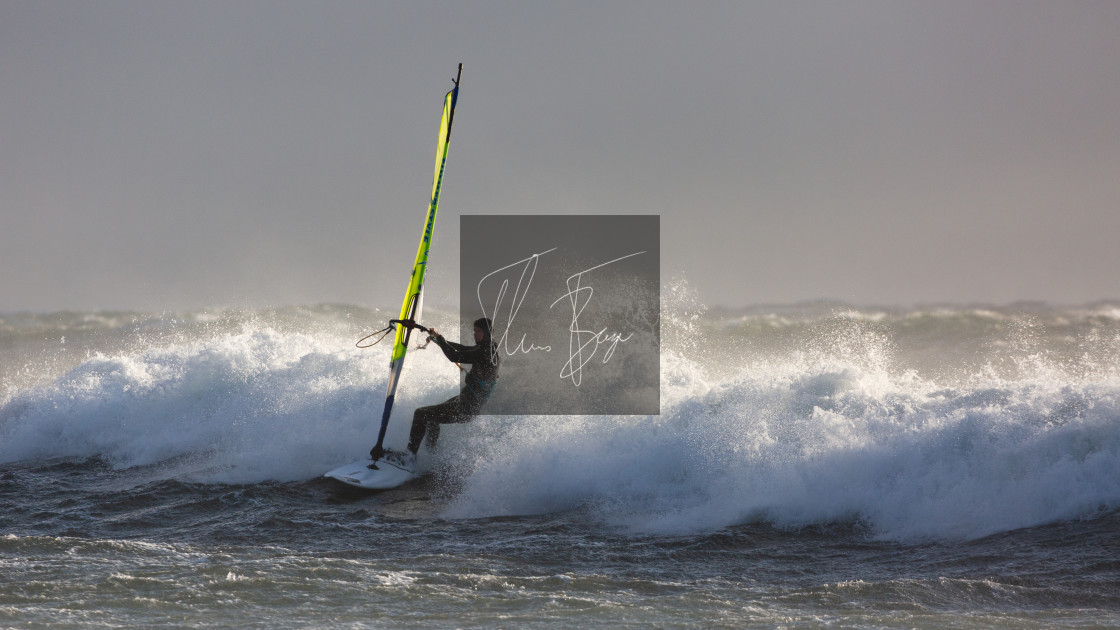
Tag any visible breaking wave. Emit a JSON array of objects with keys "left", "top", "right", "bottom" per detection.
[{"left": 3, "top": 300, "right": 1120, "bottom": 540}]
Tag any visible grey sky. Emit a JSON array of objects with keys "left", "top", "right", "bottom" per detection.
[{"left": 3, "top": 1, "right": 1118, "bottom": 311}]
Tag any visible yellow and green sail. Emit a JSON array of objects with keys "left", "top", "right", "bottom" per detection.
[{"left": 372, "top": 65, "right": 461, "bottom": 455}]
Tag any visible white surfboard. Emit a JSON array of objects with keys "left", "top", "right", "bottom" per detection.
[{"left": 324, "top": 457, "right": 416, "bottom": 490}]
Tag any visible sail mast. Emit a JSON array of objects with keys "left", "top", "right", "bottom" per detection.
[{"left": 371, "top": 65, "right": 462, "bottom": 457}]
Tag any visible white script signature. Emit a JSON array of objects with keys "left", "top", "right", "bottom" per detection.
[{"left": 478, "top": 249, "right": 645, "bottom": 387}]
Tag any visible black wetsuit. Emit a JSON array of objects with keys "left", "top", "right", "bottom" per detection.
[{"left": 407, "top": 334, "right": 499, "bottom": 454}]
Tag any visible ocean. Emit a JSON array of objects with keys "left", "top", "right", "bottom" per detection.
[{"left": 2, "top": 299, "right": 1119, "bottom": 628}]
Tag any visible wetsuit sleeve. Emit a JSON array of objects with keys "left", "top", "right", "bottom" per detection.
[{"left": 433, "top": 336, "right": 486, "bottom": 364}]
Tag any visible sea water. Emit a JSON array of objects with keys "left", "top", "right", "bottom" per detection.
[{"left": 2, "top": 298, "right": 1119, "bottom": 627}]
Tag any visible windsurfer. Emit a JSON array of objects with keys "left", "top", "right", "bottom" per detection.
[{"left": 370, "top": 317, "right": 499, "bottom": 464}]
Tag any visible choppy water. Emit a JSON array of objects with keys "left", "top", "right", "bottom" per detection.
[{"left": 2, "top": 299, "right": 1119, "bottom": 627}]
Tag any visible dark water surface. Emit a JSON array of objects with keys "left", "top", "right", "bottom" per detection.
[{"left": 3, "top": 457, "right": 1118, "bottom": 628}]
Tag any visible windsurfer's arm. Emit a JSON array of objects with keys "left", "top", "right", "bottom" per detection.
[{"left": 430, "top": 334, "right": 480, "bottom": 364}]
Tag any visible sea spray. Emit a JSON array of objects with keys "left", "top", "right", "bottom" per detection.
[
  {"left": 3, "top": 301, "right": 1120, "bottom": 540},
  {"left": 0, "top": 307, "right": 464, "bottom": 482},
  {"left": 442, "top": 302, "right": 1120, "bottom": 540}
]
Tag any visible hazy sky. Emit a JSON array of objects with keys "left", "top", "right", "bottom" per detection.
[{"left": 3, "top": 1, "right": 1119, "bottom": 311}]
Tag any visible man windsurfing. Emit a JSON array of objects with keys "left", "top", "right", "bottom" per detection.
[{"left": 371, "top": 317, "right": 499, "bottom": 468}]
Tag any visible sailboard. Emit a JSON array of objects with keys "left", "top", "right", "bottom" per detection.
[{"left": 326, "top": 64, "right": 462, "bottom": 490}]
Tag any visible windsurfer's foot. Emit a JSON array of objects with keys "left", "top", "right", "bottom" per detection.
[{"left": 382, "top": 448, "right": 416, "bottom": 470}]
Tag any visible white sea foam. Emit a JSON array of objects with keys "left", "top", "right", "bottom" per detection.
[
  {"left": 0, "top": 320, "right": 460, "bottom": 483},
  {"left": 2, "top": 304, "right": 1119, "bottom": 540},
  {"left": 441, "top": 314, "right": 1120, "bottom": 541}
]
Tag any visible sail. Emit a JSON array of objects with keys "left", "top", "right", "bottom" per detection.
[{"left": 371, "top": 65, "right": 461, "bottom": 456}]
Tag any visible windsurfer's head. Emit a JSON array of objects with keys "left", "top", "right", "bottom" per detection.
[{"left": 473, "top": 317, "right": 493, "bottom": 344}]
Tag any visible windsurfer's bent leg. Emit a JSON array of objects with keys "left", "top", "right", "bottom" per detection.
[
  {"left": 408, "top": 397, "right": 460, "bottom": 454},
  {"left": 408, "top": 396, "right": 480, "bottom": 454}
]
